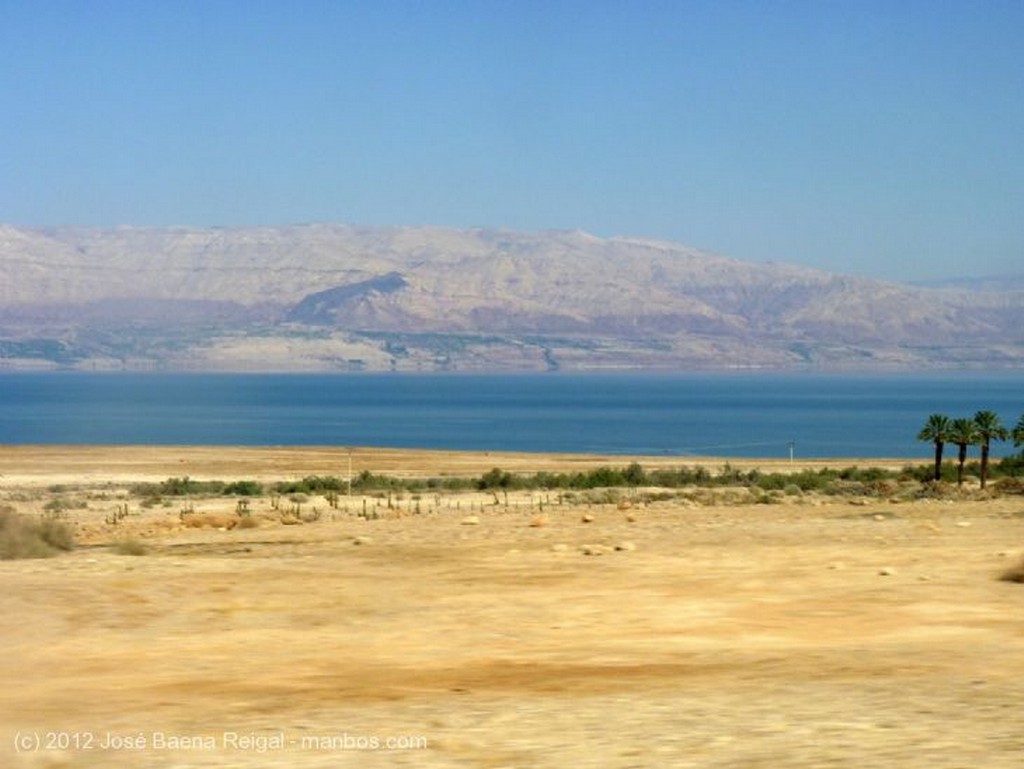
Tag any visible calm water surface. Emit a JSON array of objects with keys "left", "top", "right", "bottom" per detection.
[{"left": 0, "top": 372, "right": 1020, "bottom": 459}]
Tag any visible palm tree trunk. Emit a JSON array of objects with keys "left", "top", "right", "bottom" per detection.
[
  {"left": 980, "top": 443, "right": 990, "bottom": 489},
  {"left": 933, "top": 441, "right": 944, "bottom": 482},
  {"left": 957, "top": 444, "right": 967, "bottom": 487}
]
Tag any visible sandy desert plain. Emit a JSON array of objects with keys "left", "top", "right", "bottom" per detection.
[{"left": 1, "top": 444, "right": 1023, "bottom": 769}]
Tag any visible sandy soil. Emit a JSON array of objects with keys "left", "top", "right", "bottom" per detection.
[{"left": 1, "top": 446, "right": 1022, "bottom": 768}]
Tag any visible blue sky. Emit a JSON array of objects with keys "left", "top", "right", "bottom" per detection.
[{"left": 2, "top": 1, "right": 1022, "bottom": 281}]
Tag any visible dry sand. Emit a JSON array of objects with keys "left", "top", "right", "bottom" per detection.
[{"left": 1, "top": 446, "right": 1022, "bottom": 768}]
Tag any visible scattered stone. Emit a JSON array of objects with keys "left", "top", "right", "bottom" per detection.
[
  {"left": 955, "top": 521, "right": 972, "bottom": 528},
  {"left": 828, "top": 562, "right": 845, "bottom": 570},
  {"left": 873, "top": 514, "right": 886, "bottom": 522},
  {"left": 580, "top": 543, "right": 610, "bottom": 556},
  {"left": 878, "top": 567, "right": 897, "bottom": 576},
  {"left": 581, "top": 513, "right": 595, "bottom": 523},
  {"left": 550, "top": 543, "right": 569, "bottom": 553},
  {"left": 461, "top": 515, "right": 480, "bottom": 526},
  {"left": 529, "top": 515, "right": 548, "bottom": 528},
  {"left": 352, "top": 535, "right": 373, "bottom": 546},
  {"left": 614, "top": 541, "right": 637, "bottom": 552}
]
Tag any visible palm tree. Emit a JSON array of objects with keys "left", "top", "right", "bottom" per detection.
[
  {"left": 948, "top": 417, "right": 979, "bottom": 488},
  {"left": 917, "top": 413, "right": 951, "bottom": 482},
  {"left": 974, "top": 410, "right": 1009, "bottom": 489},
  {"left": 1013, "top": 414, "right": 1024, "bottom": 448}
]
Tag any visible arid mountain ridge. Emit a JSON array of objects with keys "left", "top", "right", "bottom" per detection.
[{"left": 0, "top": 223, "right": 1021, "bottom": 371}]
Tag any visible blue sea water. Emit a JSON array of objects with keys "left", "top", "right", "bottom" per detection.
[{"left": 0, "top": 371, "right": 1020, "bottom": 459}]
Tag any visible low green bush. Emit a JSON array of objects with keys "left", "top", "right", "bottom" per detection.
[{"left": 222, "top": 480, "right": 263, "bottom": 496}]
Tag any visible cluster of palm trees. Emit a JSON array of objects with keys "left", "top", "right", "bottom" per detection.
[{"left": 917, "top": 411, "right": 1024, "bottom": 488}]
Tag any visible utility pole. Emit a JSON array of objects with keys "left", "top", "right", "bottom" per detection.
[
  {"left": 787, "top": 440, "right": 796, "bottom": 463},
  {"left": 347, "top": 448, "right": 353, "bottom": 498}
]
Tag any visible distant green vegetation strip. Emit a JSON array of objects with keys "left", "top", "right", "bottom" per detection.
[{"left": 129, "top": 453, "right": 1024, "bottom": 499}]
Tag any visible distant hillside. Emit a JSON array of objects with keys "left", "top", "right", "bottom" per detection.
[
  {"left": 0, "top": 224, "right": 1021, "bottom": 371},
  {"left": 911, "top": 274, "right": 1024, "bottom": 292}
]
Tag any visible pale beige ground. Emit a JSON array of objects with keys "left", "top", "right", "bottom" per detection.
[{"left": 1, "top": 446, "right": 1022, "bottom": 768}]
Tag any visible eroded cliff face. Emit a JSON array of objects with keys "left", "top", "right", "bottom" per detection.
[{"left": 0, "top": 224, "right": 1020, "bottom": 371}]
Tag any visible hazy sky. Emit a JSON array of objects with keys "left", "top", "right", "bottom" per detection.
[{"left": 2, "top": 1, "right": 1022, "bottom": 281}]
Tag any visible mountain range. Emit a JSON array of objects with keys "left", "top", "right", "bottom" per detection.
[{"left": 1, "top": 223, "right": 1021, "bottom": 371}]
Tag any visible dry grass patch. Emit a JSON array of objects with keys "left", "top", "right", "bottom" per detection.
[
  {"left": 111, "top": 537, "right": 149, "bottom": 556},
  {"left": 0, "top": 508, "right": 75, "bottom": 559}
]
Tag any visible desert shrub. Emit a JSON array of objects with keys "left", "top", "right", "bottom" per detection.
[
  {"left": 525, "top": 471, "right": 557, "bottom": 489},
  {"left": 160, "top": 477, "right": 225, "bottom": 495},
  {"left": 277, "top": 475, "right": 347, "bottom": 494},
  {"left": 909, "top": 480, "right": 953, "bottom": 500},
  {"left": 583, "top": 488, "right": 622, "bottom": 505},
  {"left": 995, "top": 452, "right": 1024, "bottom": 478},
  {"left": 0, "top": 510, "right": 75, "bottom": 559},
  {"left": 750, "top": 472, "right": 787, "bottom": 491},
  {"left": 867, "top": 479, "right": 901, "bottom": 497},
  {"left": 131, "top": 477, "right": 225, "bottom": 497},
  {"left": 43, "top": 496, "right": 88, "bottom": 514},
  {"left": 963, "top": 461, "right": 981, "bottom": 480},
  {"left": 222, "top": 480, "right": 263, "bottom": 496},
  {"left": 838, "top": 466, "right": 891, "bottom": 483},
  {"left": 583, "top": 467, "right": 626, "bottom": 488},
  {"left": 998, "top": 557, "right": 1024, "bottom": 583},
  {"left": 823, "top": 480, "right": 870, "bottom": 496},
  {"left": 38, "top": 515, "right": 75, "bottom": 551},
  {"left": 426, "top": 476, "right": 474, "bottom": 491},
  {"left": 647, "top": 466, "right": 712, "bottom": 487},
  {"left": 236, "top": 516, "right": 259, "bottom": 529},
  {"left": 783, "top": 483, "right": 803, "bottom": 496},
  {"left": 477, "top": 465, "right": 654, "bottom": 492},
  {"left": 478, "top": 468, "right": 514, "bottom": 490},
  {"left": 112, "top": 538, "right": 148, "bottom": 556},
  {"left": 285, "top": 471, "right": 429, "bottom": 494},
  {"left": 994, "top": 477, "right": 1024, "bottom": 495},
  {"left": 623, "top": 462, "right": 647, "bottom": 486}
]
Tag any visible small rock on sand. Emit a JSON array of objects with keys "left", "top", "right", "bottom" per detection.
[{"left": 461, "top": 515, "right": 480, "bottom": 526}]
